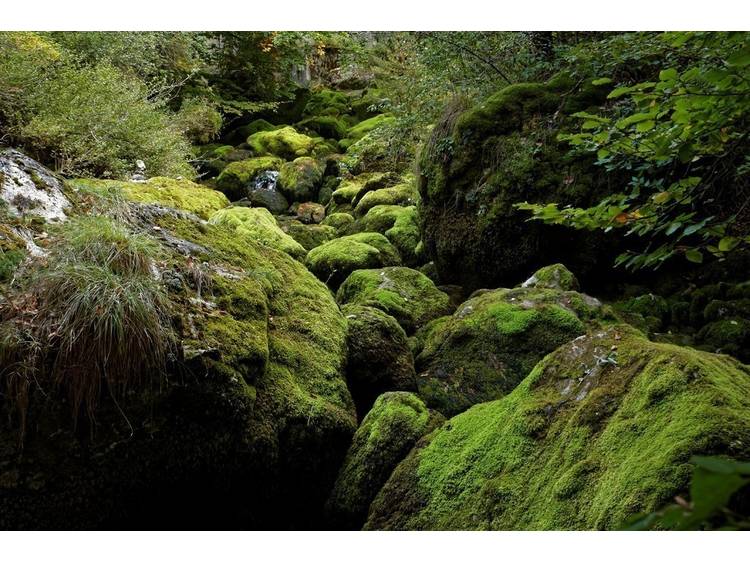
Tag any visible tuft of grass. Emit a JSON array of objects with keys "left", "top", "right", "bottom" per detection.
[
  {"left": 0, "top": 215, "right": 173, "bottom": 437},
  {"left": 55, "top": 215, "right": 160, "bottom": 276}
]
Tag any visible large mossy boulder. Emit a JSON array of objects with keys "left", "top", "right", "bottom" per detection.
[
  {"left": 366, "top": 325, "right": 750, "bottom": 530},
  {"left": 247, "top": 126, "right": 322, "bottom": 160},
  {"left": 342, "top": 304, "right": 417, "bottom": 417},
  {"left": 306, "top": 232, "right": 401, "bottom": 289},
  {"left": 0, "top": 180, "right": 356, "bottom": 529},
  {"left": 326, "top": 392, "right": 444, "bottom": 530},
  {"left": 70, "top": 177, "right": 229, "bottom": 220},
  {"left": 336, "top": 266, "right": 453, "bottom": 334},
  {"left": 297, "top": 115, "right": 348, "bottom": 140},
  {"left": 412, "top": 283, "right": 606, "bottom": 416},
  {"left": 329, "top": 172, "right": 399, "bottom": 214},
  {"left": 278, "top": 157, "right": 324, "bottom": 202},
  {"left": 418, "top": 74, "right": 616, "bottom": 292},
  {"left": 210, "top": 207, "right": 306, "bottom": 260},
  {"left": 215, "top": 156, "right": 283, "bottom": 202}
]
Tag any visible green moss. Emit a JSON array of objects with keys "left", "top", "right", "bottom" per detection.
[
  {"left": 615, "top": 293, "right": 671, "bottom": 334},
  {"left": 278, "top": 157, "right": 324, "bottom": 202},
  {"left": 329, "top": 173, "right": 387, "bottom": 212},
  {"left": 303, "top": 89, "right": 350, "bottom": 117},
  {"left": 341, "top": 304, "right": 417, "bottom": 417},
  {"left": 336, "top": 266, "right": 453, "bottom": 334},
  {"left": 413, "top": 286, "right": 598, "bottom": 416},
  {"left": 67, "top": 177, "right": 229, "bottom": 220},
  {"left": 276, "top": 217, "right": 337, "bottom": 251},
  {"left": 353, "top": 178, "right": 418, "bottom": 217},
  {"left": 0, "top": 247, "right": 24, "bottom": 282},
  {"left": 366, "top": 325, "right": 750, "bottom": 530},
  {"left": 321, "top": 212, "right": 355, "bottom": 232},
  {"left": 297, "top": 116, "right": 348, "bottom": 140},
  {"left": 357, "top": 205, "right": 421, "bottom": 266},
  {"left": 696, "top": 318, "right": 750, "bottom": 359},
  {"left": 521, "top": 263, "right": 580, "bottom": 292},
  {"left": 209, "top": 207, "right": 306, "bottom": 260},
  {"left": 305, "top": 232, "right": 401, "bottom": 289},
  {"left": 215, "top": 156, "right": 284, "bottom": 201},
  {"left": 345, "top": 114, "right": 396, "bottom": 142},
  {"left": 246, "top": 126, "right": 322, "bottom": 160},
  {"left": 326, "top": 392, "right": 444, "bottom": 529}
]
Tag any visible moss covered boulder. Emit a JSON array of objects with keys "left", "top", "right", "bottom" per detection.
[
  {"left": 326, "top": 392, "right": 444, "bottom": 529},
  {"left": 329, "top": 172, "right": 398, "bottom": 213},
  {"left": 70, "top": 177, "right": 229, "bottom": 220},
  {"left": 366, "top": 325, "right": 750, "bottom": 530},
  {"left": 298, "top": 115, "right": 348, "bottom": 140},
  {"left": 353, "top": 178, "right": 418, "bottom": 217},
  {"left": 342, "top": 304, "right": 417, "bottom": 417},
  {"left": 418, "top": 75, "right": 618, "bottom": 292},
  {"left": 520, "top": 263, "right": 580, "bottom": 292},
  {"left": 210, "top": 207, "right": 306, "bottom": 260},
  {"left": 336, "top": 267, "right": 453, "bottom": 334},
  {"left": 278, "top": 157, "right": 324, "bottom": 203},
  {"left": 247, "top": 126, "right": 322, "bottom": 160},
  {"left": 322, "top": 212, "right": 355, "bottom": 232},
  {"left": 215, "top": 157, "right": 283, "bottom": 202},
  {"left": 358, "top": 205, "right": 421, "bottom": 265},
  {"left": 344, "top": 114, "right": 396, "bottom": 143},
  {"left": 276, "top": 216, "right": 337, "bottom": 251},
  {"left": 413, "top": 284, "right": 607, "bottom": 416},
  {"left": 306, "top": 232, "right": 401, "bottom": 289},
  {"left": 0, "top": 193, "right": 356, "bottom": 529}
]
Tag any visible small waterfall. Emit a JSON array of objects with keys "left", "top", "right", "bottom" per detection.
[{"left": 250, "top": 170, "right": 280, "bottom": 191}]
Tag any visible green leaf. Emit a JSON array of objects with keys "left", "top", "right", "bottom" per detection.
[
  {"left": 659, "top": 68, "right": 679, "bottom": 81},
  {"left": 636, "top": 120, "right": 655, "bottom": 132},
  {"left": 591, "top": 77, "right": 613, "bottom": 86},
  {"left": 685, "top": 248, "right": 703, "bottom": 263},
  {"left": 727, "top": 48, "right": 750, "bottom": 67},
  {"left": 718, "top": 236, "right": 740, "bottom": 252}
]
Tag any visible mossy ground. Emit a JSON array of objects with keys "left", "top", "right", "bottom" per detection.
[{"left": 366, "top": 325, "right": 750, "bottom": 530}]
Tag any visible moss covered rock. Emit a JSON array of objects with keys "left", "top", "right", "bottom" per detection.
[
  {"left": 418, "top": 75, "right": 618, "bottom": 292},
  {"left": 342, "top": 304, "right": 417, "bottom": 417},
  {"left": 353, "top": 178, "right": 418, "bottom": 217},
  {"left": 696, "top": 318, "right": 750, "bottom": 360},
  {"left": 358, "top": 205, "right": 422, "bottom": 266},
  {"left": 366, "top": 325, "right": 750, "bottom": 530},
  {"left": 69, "top": 177, "right": 229, "bottom": 220},
  {"left": 276, "top": 216, "right": 337, "bottom": 251},
  {"left": 336, "top": 266, "right": 453, "bottom": 334},
  {"left": 303, "top": 89, "right": 351, "bottom": 117},
  {"left": 521, "top": 263, "right": 580, "bottom": 292},
  {"left": 298, "top": 115, "right": 348, "bottom": 140},
  {"left": 247, "top": 126, "right": 322, "bottom": 160},
  {"left": 412, "top": 285, "right": 605, "bottom": 416},
  {"left": 216, "top": 157, "right": 284, "bottom": 202},
  {"left": 0, "top": 203, "right": 355, "bottom": 529},
  {"left": 344, "top": 114, "right": 396, "bottom": 142},
  {"left": 210, "top": 207, "right": 306, "bottom": 260},
  {"left": 278, "top": 157, "right": 324, "bottom": 202},
  {"left": 326, "top": 392, "right": 444, "bottom": 529},
  {"left": 306, "top": 232, "right": 401, "bottom": 289},
  {"left": 322, "top": 212, "right": 355, "bottom": 232}
]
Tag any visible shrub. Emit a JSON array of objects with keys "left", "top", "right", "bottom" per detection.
[
  {"left": 175, "top": 97, "right": 223, "bottom": 144},
  {"left": 21, "top": 63, "right": 194, "bottom": 179}
]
